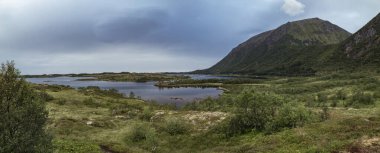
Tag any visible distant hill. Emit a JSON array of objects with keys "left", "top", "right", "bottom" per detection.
[{"left": 197, "top": 18, "right": 351, "bottom": 75}]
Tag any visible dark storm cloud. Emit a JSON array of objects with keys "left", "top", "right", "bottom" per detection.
[
  {"left": 94, "top": 8, "right": 168, "bottom": 43},
  {"left": 0, "top": 0, "right": 379, "bottom": 74},
  {"left": 0, "top": 0, "right": 98, "bottom": 51},
  {"left": 91, "top": 1, "right": 284, "bottom": 56},
  {"left": 0, "top": 0, "right": 285, "bottom": 56}
]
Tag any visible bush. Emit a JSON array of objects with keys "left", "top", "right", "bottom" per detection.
[
  {"left": 78, "top": 86, "right": 123, "bottom": 98},
  {"left": 110, "top": 104, "right": 141, "bottom": 118},
  {"left": 183, "top": 96, "right": 232, "bottom": 111},
  {"left": 164, "top": 118, "right": 189, "bottom": 135},
  {"left": 37, "top": 91, "right": 55, "bottom": 102},
  {"left": 83, "top": 98, "right": 101, "bottom": 108},
  {"left": 222, "top": 114, "right": 250, "bottom": 137},
  {"left": 346, "top": 91, "right": 374, "bottom": 107},
  {"left": 316, "top": 93, "right": 328, "bottom": 106},
  {"left": 125, "top": 123, "right": 158, "bottom": 152},
  {"left": 320, "top": 105, "right": 329, "bottom": 121},
  {"left": 222, "top": 91, "right": 281, "bottom": 137},
  {"left": 33, "top": 84, "right": 72, "bottom": 92},
  {"left": 127, "top": 124, "right": 154, "bottom": 142},
  {"left": 138, "top": 107, "right": 154, "bottom": 121},
  {"left": 221, "top": 91, "right": 317, "bottom": 137},
  {"left": 57, "top": 99, "right": 67, "bottom": 105},
  {"left": 266, "top": 102, "right": 315, "bottom": 133},
  {"left": 335, "top": 90, "right": 347, "bottom": 100},
  {"left": 374, "top": 89, "right": 380, "bottom": 99},
  {"left": 362, "top": 83, "right": 378, "bottom": 90}
]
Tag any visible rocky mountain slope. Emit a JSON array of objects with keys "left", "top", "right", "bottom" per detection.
[
  {"left": 343, "top": 13, "right": 380, "bottom": 60},
  {"left": 340, "top": 13, "right": 380, "bottom": 67}
]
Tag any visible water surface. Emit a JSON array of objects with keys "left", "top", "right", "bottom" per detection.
[
  {"left": 26, "top": 77, "right": 222, "bottom": 106},
  {"left": 183, "top": 74, "right": 235, "bottom": 80}
]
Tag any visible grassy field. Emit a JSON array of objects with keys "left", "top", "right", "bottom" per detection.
[{"left": 35, "top": 73, "right": 380, "bottom": 153}]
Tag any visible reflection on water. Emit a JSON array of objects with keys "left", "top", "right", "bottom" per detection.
[{"left": 26, "top": 76, "right": 222, "bottom": 106}]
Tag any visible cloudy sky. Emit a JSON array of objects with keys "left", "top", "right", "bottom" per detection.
[{"left": 1, "top": 0, "right": 379, "bottom": 74}]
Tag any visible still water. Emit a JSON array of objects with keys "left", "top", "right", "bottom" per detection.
[{"left": 26, "top": 75, "right": 223, "bottom": 106}]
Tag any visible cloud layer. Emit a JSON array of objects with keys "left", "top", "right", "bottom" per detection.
[
  {"left": 0, "top": 0, "right": 379, "bottom": 74},
  {"left": 282, "top": 0, "right": 305, "bottom": 16}
]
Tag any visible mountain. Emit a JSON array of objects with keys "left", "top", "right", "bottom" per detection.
[
  {"left": 334, "top": 13, "right": 380, "bottom": 70},
  {"left": 343, "top": 13, "right": 380, "bottom": 60},
  {"left": 198, "top": 18, "right": 352, "bottom": 75}
]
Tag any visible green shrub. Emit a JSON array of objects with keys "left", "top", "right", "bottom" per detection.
[
  {"left": 127, "top": 124, "right": 151, "bottom": 142},
  {"left": 78, "top": 86, "right": 123, "bottom": 98},
  {"left": 316, "top": 93, "right": 328, "bottom": 105},
  {"left": 38, "top": 91, "right": 55, "bottom": 102},
  {"left": 57, "top": 99, "right": 66, "bottom": 105},
  {"left": 110, "top": 104, "right": 141, "bottom": 119},
  {"left": 346, "top": 91, "right": 375, "bottom": 107},
  {"left": 335, "top": 90, "right": 347, "bottom": 100},
  {"left": 236, "top": 91, "right": 282, "bottom": 131},
  {"left": 222, "top": 114, "right": 250, "bottom": 137},
  {"left": 165, "top": 118, "right": 189, "bottom": 135},
  {"left": 223, "top": 105, "right": 316, "bottom": 137},
  {"left": 83, "top": 97, "right": 101, "bottom": 108},
  {"left": 266, "top": 102, "right": 315, "bottom": 133},
  {"left": 34, "top": 84, "right": 72, "bottom": 92},
  {"left": 222, "top": 91, "right": 280, "bottom": 137},
  {"left": 320, "top": 105, "right": 330, "bottom": 121},
  {"left": 138, "top": 107, "right": 154, "bottom": 121},
  {"left": 374, "top": 89, "right": 380, "bottom": 99},
  {"left": 221, "top": 91, "right": 317, "bottom": 137},
  {"left": 362, "top": 82, "right": 378, "bottom": 90},
  {"left": 125, "top": 123, "right": 158, "bottom": 152},
  {"left": 183, "top": 96, "right": 234, "bottom": 111}
]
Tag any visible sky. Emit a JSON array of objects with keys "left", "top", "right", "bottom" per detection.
[{"left": 0, "top": 0, "right": 379, "bottom": 74}]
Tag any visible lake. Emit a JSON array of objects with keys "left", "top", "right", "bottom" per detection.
[{"left": 26, "top": 75, "right": 224, "bottom": 106}]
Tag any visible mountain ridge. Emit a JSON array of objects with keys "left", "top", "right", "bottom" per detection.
[
  {"left": 323, "top": 13, "right": 380, "bottom": 72},
  {"left": 199, "top": 17, "right": 352, "bottom": 75},
  {"left": 342, "top": 13, "right": 380, "bottom": 61}
]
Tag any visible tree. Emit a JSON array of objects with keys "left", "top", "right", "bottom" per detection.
[{"left": 0, "top": 61, "right": 52, "bottom": 153}]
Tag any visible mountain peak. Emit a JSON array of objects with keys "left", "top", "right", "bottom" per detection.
[
  {"left": 198, "top": 13, "right": 380, "bottom": 75},
  {"left": 202, "top": 17, "right": 351, "bottom": 74},
  {"left": 271, "top": 17, "right": 351, "bottom": 46},
  {"left": 289, "top": 17, "right": 324, "bottom": 23}
]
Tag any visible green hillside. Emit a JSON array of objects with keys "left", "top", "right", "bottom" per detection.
[{"left": 199, "top": 18, "right": 351, "bottom": 75}]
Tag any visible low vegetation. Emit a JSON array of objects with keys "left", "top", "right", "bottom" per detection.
[
  {"left": 155, "top": 77, "right": 265, "bottom": 88},
  {"left": 6, "top": 61, "right": 379, "bottom": 153}
]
